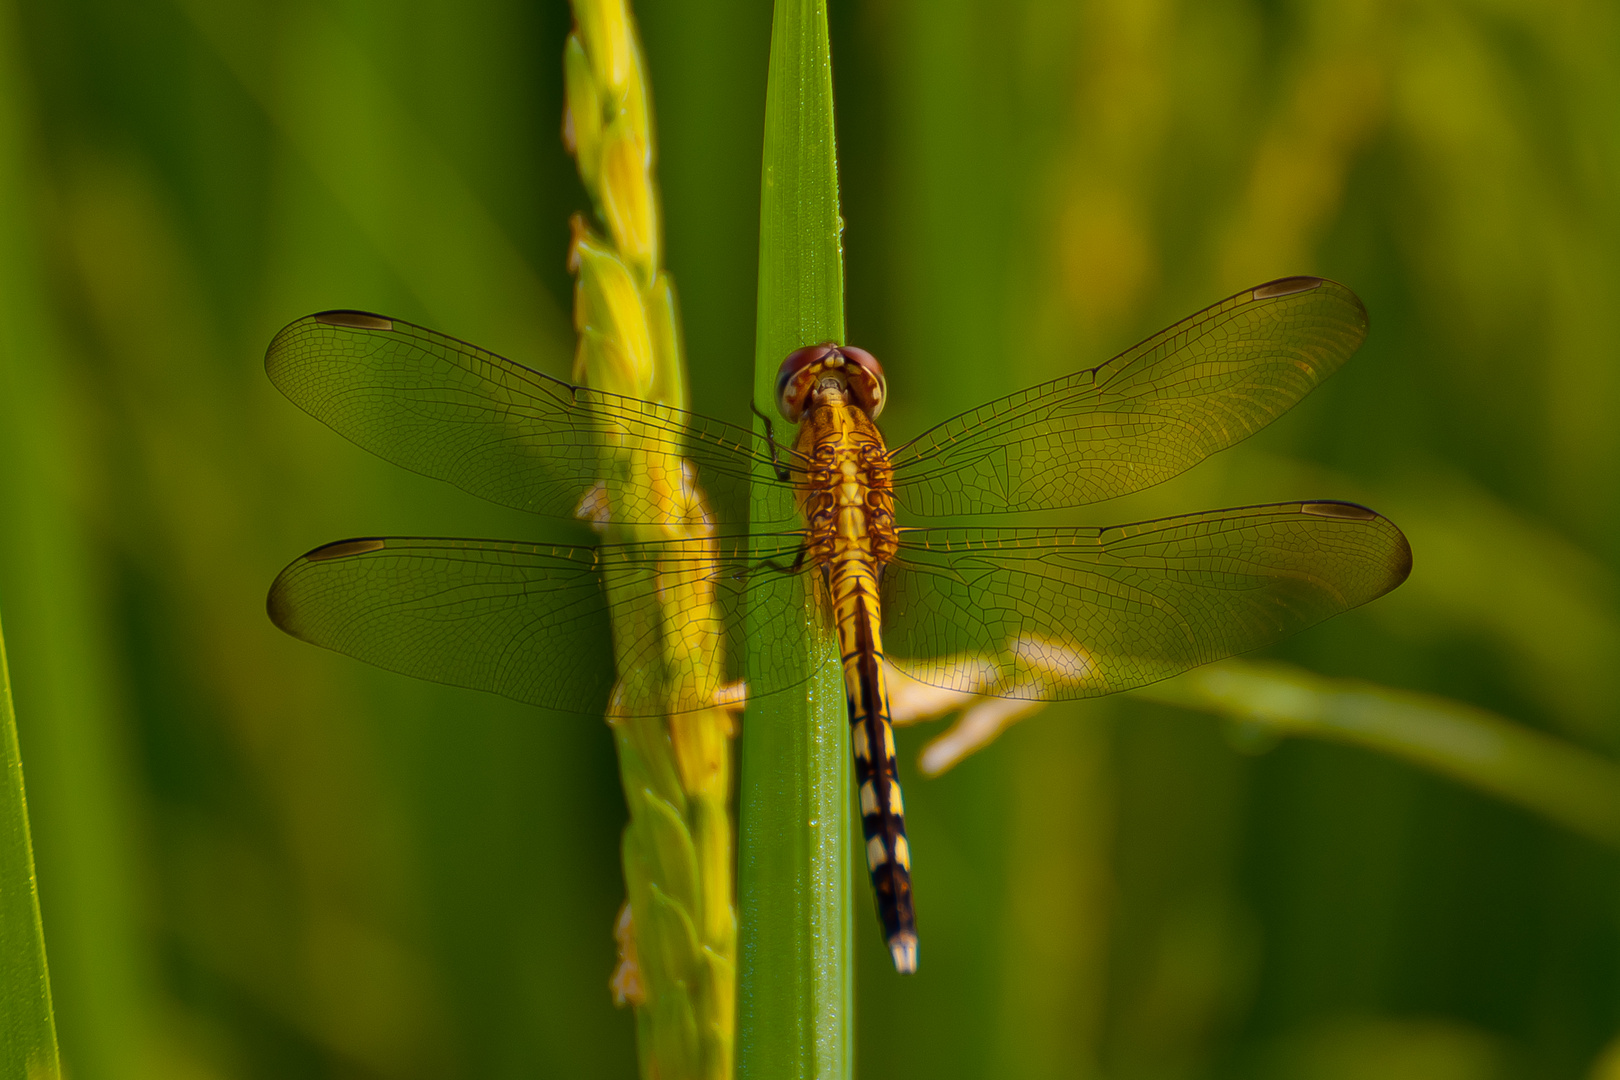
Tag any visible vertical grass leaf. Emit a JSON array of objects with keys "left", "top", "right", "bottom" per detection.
[{"left": 739, "top": 0, "right": 852, "bottom": 1077}]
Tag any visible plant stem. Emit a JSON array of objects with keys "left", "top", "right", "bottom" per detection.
[{"left": 738, "top": 1, "right": 852, "bottom": 1077}]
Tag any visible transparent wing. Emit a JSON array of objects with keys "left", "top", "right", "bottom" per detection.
[
  {"left": 266, "top": 312, "right": 801, "bottom": 528},
  {"left": 881, "top": 501, "right": 1411, "bottom": 699},
  {"left": 887, "top": 278, "right": 1369, "bottom": 515},
  {"left": 266, "top": 533, "right": 815, "bottom": 716}
]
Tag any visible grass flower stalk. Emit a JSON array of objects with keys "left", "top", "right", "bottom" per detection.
[{"left": 564, "top": 3, "right": 735, "bottom": 1077}]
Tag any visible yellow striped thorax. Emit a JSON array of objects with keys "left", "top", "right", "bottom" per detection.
[{"left": 778, "top": 345, "right": 897, "bottom": 570}]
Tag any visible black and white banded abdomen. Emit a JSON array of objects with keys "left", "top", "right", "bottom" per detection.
[{"left": 829, "top": 555, "right": 916, "bottom": 973}]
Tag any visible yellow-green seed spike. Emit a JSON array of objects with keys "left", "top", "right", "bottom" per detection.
[
  {"left": 574, "top": 0, "right": 633, "bottom": 97},
  {"left": 645, "top": 273, "right": 687, "bottom": 413},
  {"left": 565, "top": 1, "right": 734, "bottom": 1077},
  {"left": 600, "top": 117, "right": 658, "bottom": 280},
  {"left": 563, "top": 35, "right": 604, "bottom": 193},
  {"left": 570, "top": 221, "right": 654, "bottom": 396}
]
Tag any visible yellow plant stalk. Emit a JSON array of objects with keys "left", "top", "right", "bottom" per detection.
[{"left": 564, "top": 2, "right": 735, "bottom": 1077}]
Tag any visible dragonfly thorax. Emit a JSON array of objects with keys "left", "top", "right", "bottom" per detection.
[{"left": 775, "top": 342, "right": 886, "bottom": 422}]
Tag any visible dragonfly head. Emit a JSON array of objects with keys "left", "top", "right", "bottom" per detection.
[{"left": 775, "top": 343, "right": 887, "bottom": 422}]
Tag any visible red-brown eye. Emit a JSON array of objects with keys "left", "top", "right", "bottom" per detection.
[
  {"left": 774, "top": 343, "right": 888, "bottom": 421},
  {"left": 775, "top": 343, "right": 839, "bottom": 422},
  {"left": 838, "top": 346, "right": 886, "bottom": 418}
]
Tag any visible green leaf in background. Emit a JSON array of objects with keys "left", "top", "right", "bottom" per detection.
[
  {"left": 738, "top": 0, "right": 851, "bottom": 1077},
  {"left": 0, "top": 615, "right": 60, "bottom": 1080},
  {"left": 1130, "top": 659, "right": 1620, "bottom": 849}
]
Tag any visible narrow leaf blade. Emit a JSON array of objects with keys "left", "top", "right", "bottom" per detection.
[{"left": 739, "top": 0, "right": 853, "bottom": 1077}]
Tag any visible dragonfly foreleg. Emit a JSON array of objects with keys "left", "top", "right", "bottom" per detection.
[{"left": 750, "top": 399, "right": 793, "bottom": 483}]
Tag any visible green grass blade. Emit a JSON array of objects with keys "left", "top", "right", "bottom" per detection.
[
  {"left": 1131, "top": 659, "right": 1620, "bottom": 849},
  {"left": 739, "top": 0, "right": 851, "bottom": 1077},
  {"left": 0, "top": 615, "right": 60, "bottom": 1079}
]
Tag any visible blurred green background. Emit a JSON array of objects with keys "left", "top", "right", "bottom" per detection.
[{"left": 0, "top": 0, "right": 1617, "bottom": 1077}]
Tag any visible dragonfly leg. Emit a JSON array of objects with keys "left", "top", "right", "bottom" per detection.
[
  {"left": 749, "top": 399, "right": 793, "bottom": 482},
  {"left": 750, "top": 539, "right": 811, "bottom": 578}
]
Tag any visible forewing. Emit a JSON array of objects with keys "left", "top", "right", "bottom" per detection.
[
  {"left": 266, "top": 312, "right": 798, "bottom": 527},
  {"left": 887, "top": 278, "right": 1369, "bottom": 515},
  {"left": 881, "top": 502, "right": 1411, "bottom": 700},
  {"left": 267, "top": 533, "right": 814, "bottom": 716}
]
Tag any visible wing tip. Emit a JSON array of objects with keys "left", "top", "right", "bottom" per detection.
[
  {"left": 265, "top": 580, "right": 294, "bottom": 634},
  {"left": 267, "top": 538, "right": 389, "bottom": 634},
  {"left": 265, "top": 310, "right": 397, "bottom": 379},
  {"left": 1299, "top": 501, "right": 1413, "bottom": 596},
  {"left": 1386, "top": 524, "right": 1415, "bottom": 592},
  {"left": 265, "top": 567, "right": 296, "bottom": 635}
]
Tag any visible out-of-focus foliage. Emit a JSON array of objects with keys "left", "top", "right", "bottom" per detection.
[
  {"left": 0, "top": 0, "right": 1614, "bottom": 1078},
  {"left": 0, "top": 6, "right": 60, "bottom": 1079}
]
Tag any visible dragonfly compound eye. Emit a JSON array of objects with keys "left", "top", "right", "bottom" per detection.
[
  {"left": 775, "top": 343, "right": 887, "bottom": 421},
  {"left": 776, "top": 343, "right": 838, "bottom": 422},
  {"left": 838, "top": 345, "right": 886, "bottom": 418}
]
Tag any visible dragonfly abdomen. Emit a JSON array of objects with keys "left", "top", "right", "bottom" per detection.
[
  {"left": 830, "top": 554, "right": 917, "bottom": 974},
  {"left": 793, "top": 387, "right": 913, "bottom": 972}
]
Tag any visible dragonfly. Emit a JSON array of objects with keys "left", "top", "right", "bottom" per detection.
[{"left": 265, "top": 275, "right": 1411, "bottom": 975}]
